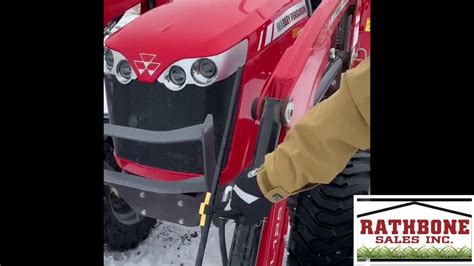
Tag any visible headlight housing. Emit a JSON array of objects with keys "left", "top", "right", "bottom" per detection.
[
  {"left": 191, "top": 59, "right": 217, "bottom": 85},
  {"left": 104, "top": 48, "right": 137, "bottom": 84},
  {"left": 169, "top": 66, "right": 186, "bottom": 87},
  {"left": 104, "top": 49, "right": 114, "bottom": 71},
  {"left": 116, "top": 60, "right": 132, "bottom": 84},
  {"left": 157, "top": 39, "right": 248, "bottom": 91}
]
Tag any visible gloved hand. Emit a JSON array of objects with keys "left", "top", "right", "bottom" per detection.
[{"left": 217, "top": 166, "right": 273, "bottom": 226}]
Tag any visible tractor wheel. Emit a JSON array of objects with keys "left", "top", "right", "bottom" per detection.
[
  {"left": 104, "top": 139, "right": 156, "bottom": 251},
  {"left": 228, "top": 223, "right": 262, "bottom": 266},
  {"left": 287, "top": 151, "right": 370, "bottom": 266}
]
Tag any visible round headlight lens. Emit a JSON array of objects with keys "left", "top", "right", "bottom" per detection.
[
  {"left": 198, "top": 59, "right": 217, "bottom": 78},
  {"left": 105, "top": 49, "right": 114, "bottom": 71},
  {"left": 191, "top": 59, "right": 218, "bottom": 85},
  {"left": 169, "top": 66, "right": 186, "bottom": 86},
  {"left": 116, "top": 60, "right": 132, "bottom": 84}
]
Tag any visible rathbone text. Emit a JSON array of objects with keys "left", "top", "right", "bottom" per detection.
[{"left": 360, "top": 219, "right": 470, "bottom": 235}]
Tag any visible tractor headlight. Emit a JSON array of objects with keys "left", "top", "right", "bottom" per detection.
[
  {"left": 191, "top": 59, "right": 217, "bottom": 85},
  {"left": 169, "top": 66, "right": 186, "bottom": 86},
  {"left": 104, "top": 49, "right": 114, "bottom": 71},
  {"left": 116, "top": 60, "right": 132, "bottom": 84},
  {"left": 104, "top": 48, "right": 136, "bottom": 83},
  {"left": 157, "top": 39, "right": 248, "bottom": 91}
]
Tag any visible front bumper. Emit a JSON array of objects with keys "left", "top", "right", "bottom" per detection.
[{"left": 104, "top": 115, "right": 217, "bottom": 226}]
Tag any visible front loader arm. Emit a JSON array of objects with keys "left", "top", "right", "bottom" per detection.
[{"left": 252, "top": 0, "right": 367, "bottom": 265}]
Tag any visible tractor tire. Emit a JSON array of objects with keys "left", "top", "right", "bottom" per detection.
[
  {"left": 104, "top": 139, "right": 156, "bottom": 251},
  {"left": 228, "top": 223, "right": 262, "bottom": 266},
  {"left": 287, "top": 151, "right": 370, "bottom": 266}
]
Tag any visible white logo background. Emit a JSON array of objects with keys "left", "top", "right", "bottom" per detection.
[{"left": 354, "top": 195, "right": 474, "bottom": 265}]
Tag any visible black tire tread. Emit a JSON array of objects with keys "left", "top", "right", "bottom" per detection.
[{"left": 287, "top": 151, "right": 370, "bottom": 266}]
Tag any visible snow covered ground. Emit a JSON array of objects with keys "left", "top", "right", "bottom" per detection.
[{"left": 104, "top": 220, "right": 236, "bottom": 266}]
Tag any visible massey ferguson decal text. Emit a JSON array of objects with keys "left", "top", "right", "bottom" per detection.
[
  {"left": 133, "top": 53, "right": 161, "bottom": 76},
  {"left": 272, "top": 2, "right": 308, "bottom": 40},
  {"left": 256, "top": 2, "right": 308, "bottom": 52},
  {"left": 275, "top": 6, "right": 307, "bottom": 33},
  {"left": 354, "top": 196, "right": 473, "bottom": 263}
]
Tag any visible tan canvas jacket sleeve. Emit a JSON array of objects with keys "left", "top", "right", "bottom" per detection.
[{"left": 257, "top": 58, "right": 370, "bottom": 203}]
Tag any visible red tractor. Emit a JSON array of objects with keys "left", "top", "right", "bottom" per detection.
[{"left": 103, "top": 0, "right": 371, "bottom": 265}]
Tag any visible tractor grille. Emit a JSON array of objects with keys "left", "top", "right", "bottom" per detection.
[{"left": 104, "top": 73, "right": 237, "bottom": 174}]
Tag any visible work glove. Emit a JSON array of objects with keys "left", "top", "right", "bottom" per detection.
[{"left": 217, "top": 166, "right": 273, "bottom": 226}]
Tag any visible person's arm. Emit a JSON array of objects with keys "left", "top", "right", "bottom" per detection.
[{"left": 257, "top": 58, "right": 370, "bottom": 203}]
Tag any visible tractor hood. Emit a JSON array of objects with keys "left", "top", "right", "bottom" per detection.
[{"left": 105, "top": 0, "right": 297, "bottom": 83}]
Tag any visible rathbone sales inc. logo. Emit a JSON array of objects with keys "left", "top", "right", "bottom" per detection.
[
  {"left": 133, "top": 53, "right": 161, "bottom": 76},
  {"left": 354, "top": 196, "right": 473, "bottom": 264}
]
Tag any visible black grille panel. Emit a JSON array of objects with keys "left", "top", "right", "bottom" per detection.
[{"left": 104, "top": 73, "right": 236, "bottom": 173}]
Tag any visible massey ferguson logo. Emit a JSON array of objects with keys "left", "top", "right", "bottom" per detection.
[
  {"left": 133, "top": 53, "right": 161, "bottom": 76},
  {"left": 354, "top": 196, "right": 473, "bottom": 264}
]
